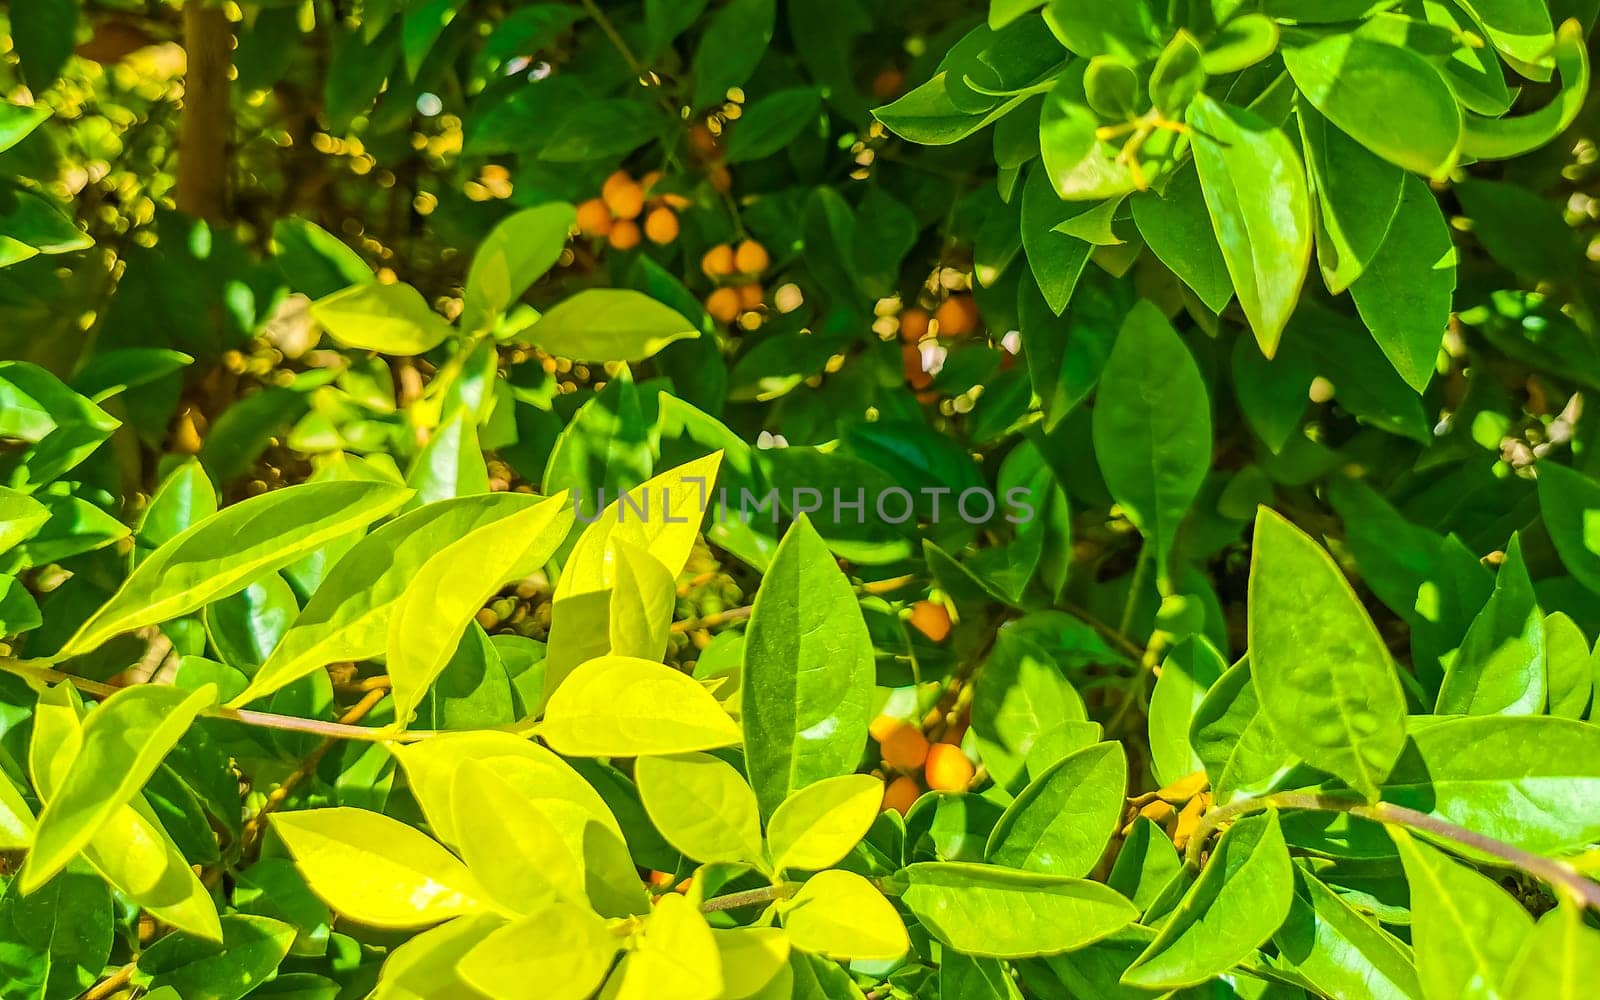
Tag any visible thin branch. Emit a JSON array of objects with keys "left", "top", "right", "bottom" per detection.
[
  {"left": 671, "top": 605, "right": 753, "bottom": 633},
  {"left": 83, "top": 963, "right": 134, "bottom": 1000},
  {"left": 699, "top": 882, "right": 799, "bottom": 913},
  {"left": 1184, "top": 791, "right": 1600, "bottom": 910},
  {"left": 0, "top": 658, "right": 437, "bottom": 744}
]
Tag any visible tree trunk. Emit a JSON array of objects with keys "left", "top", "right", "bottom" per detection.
[{"left": 176, "top": 0, "right": 230, "bottom": 221}]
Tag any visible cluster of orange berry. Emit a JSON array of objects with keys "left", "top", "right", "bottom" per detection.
[
  {"left": 700, "top": 239, "right": 770, "bottom": 325},
  {"left": 874, "top": 716, "right": 975, "bottom": 815},
  {"left": 899, "top": 294, "right": 981, "bottom": 393},
  {"left": 576, "top": 170, "right": 687, "bottom": 251}
]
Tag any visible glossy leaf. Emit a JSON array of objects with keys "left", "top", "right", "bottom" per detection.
[
  {"left": 539, "top": 655, "right": 742, "bottom": 757},
  {"left": 58, "top": 481, "right": 409, "bottom": 659},
  {"left": 636, "top": 752, "right": 764, "bottom": 866},
  {"left": 310, "top": 281, "right": 454, "bottom": 355},
  {"left": 458, "top": 903, "right": 618, "bottom": 1000},
  {"left": 899, "top": 862, "right": 1137, "bottom": 958},
  {"left": 781, "top": 870, "right": 909, "bottom": 961},
  {"left": 1248, "top": 509, "right": 1407, "bottom": 800},
  {"left": 1349, "top": 175, "right": 1456, "bottom": 392},
  {"left": 528, "top": 289, "right": 700, "bottom": 363},
  {"left": 742, "top": 515, "right": 874, "bottom": 815},
  {"left": 766, "top": 773, "right": 881, "bottom": 872},
  {"left": 1436, "top": 535, "right": 1546, "bottom": 716},
  {"left": 986, "top": 742, "right": 1125, "bottom": 877},
  {"left": 1188, "top": 94, "right": 1311, "bottom": 356}
]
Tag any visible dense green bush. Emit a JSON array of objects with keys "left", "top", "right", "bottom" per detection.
[{"left": 2, "top": 0, "right": 1600, "bottom": 996}]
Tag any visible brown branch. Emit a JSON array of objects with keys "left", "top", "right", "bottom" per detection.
[
  {"left": 176, "top": 0, "right": 231, "bottom": 220},
  {"left": 82, "top": 963, "right": 134, "bottom": 1000}
]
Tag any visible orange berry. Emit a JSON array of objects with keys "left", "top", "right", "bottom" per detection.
[
  {"left": 736, "top": 283, "right": 763, "bottom": 309},
  {"left": 644, "top": 206, "right": 680, "bottom": 245},
  {"left": 602, "top": 171, "right": 645, "bottom": 220},
  {"left": 925, "top": 743, "right": 975, "bottom": 793},
  {"left": 734, "top": 239, "right": 770, "bottom": 275},
  {"left": 882, "top": 775, "right": 921, "bottom": 816},
  {"left": 608, "top": 219, "right": 641, "bottom": 251},
  {"left": 935, "top": 295, "right": 979, "bottom": 337},
  {"left": 688, "top": 123, "right": 720, "bottom": 158},
  {"left": 708, "top": 164, "right": 732, "bottom": 193},
  {"left": 576, "top": 198, "right": 613, "bottom": 238},
  {"left": 870, "top": 715, "right": 904, "bottom": 743},
  {"left": 902, "top": 345, "right": 932, "bottom": 391},
  {"left": 706, "top": 287, "right": 741, "bottom": 324},
  {"left": 871, "top": 68, "right": 905, "bottom": 100},
  {"left": 899, "top": 308, "right": 930, "bottom": 343},
  {"left": 880, "top": 721, "right": 930, "bottom": 771},
  {"left": 908, "top": 600, "right": 951, "bottom": 643},
  {"left": 701, "top": 244, "right": 737, "bottom": 278},
  {"left": 641, "top": 170, "right": 663, "bottom": 193}
]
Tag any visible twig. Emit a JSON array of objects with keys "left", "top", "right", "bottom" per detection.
[
  {"left": 237, "top": 687, "right": 389, "bottom": 858},
  {"left": 83, "top": 962, "right": 134, "bottom": 1000},
  {"left": 699, "top": 882, "right": 798, "bottom": 913},
  {"left": 0, "top": 658, "right": 437, "bottom": 744},
  {"left": 670, "top": 605, "right": 753, "bottom": 633},
  {"left": 1184, "top": 791, "right": 1600, "bottom": 909}
]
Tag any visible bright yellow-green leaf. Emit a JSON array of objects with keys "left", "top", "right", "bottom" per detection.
[
  {"left": 543, "top": 452, "right": 723, "bottom": 698},
  {"left": 765, "top": 774, "right": 881, "bottom": 872},
  {"left": 540, "top": 656, "right": 741, "bottom": 757},
  {"left": 28, "top": 683, "right": 220, "bottom": 941},
  {"left": 371, "top": 915, "right": 497, "bottom": 1000},
  {"left": 0, "top": 772, "right": 33, "bottom": 849},
  {"left": 780, "top": 869, "right": 909, "bottom": 961},
  {"left": 457, "top": 902, "right": 619, "bottom": 1000},
  {"left": 528, "top": 288, "right": 701, "bottom": 364},
  {"left": 232, "top": 493, "right": 550, "bottom": 708},
  {"left": 386, "top": 493, "right": 571, "bottom": 727},
  {"left": 451, "top": 761, "right": 587, "bottom": 912},
  {"left": 608, "top": 537, "right": 677, "bottom": 662},
  {"left": 58, "top": 481, "right": 410, "bottom": 659},
  {"left": 714, "top": 927, "right": 791, "bottom": 1000},
  {"left": 1503, "top": 902, "right": 1600, "bottom": 999},
  {"left": 462, "top": 202, "right": 576, "bottom": 332},
  {"left": 611, "top": 892, "right": 724, "bottom": 1000},
  {"left": 389, "top": 731, "right": 622, "bottom": 848},
  {"left": 22, "top": 683, "right": 217, "bottom": 892},
  {"left": 311, "top": 280, "right": 455, "bottom": 355},
  {"left": 272, "top": 808, "right": 486, "bottom": 929},
  {"left": 636, "top": 752, "right": 764, "bottom": 866}
]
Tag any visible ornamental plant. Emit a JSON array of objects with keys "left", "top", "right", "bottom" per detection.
[{"left": 1, "top": 0, "right": 1600, "bottom": 997}]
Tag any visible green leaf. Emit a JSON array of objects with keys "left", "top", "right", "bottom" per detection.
[
  {"left": 462, "top": 202, "right": 576, "bottom": 331},
  {"left": 1437, "top": 534, "right": 1546, "bottom": 716},
  {"left": 137, "top": 915, "right": 297, "bottom": 1000},
  {"left": 386, "top": 493, "right": 570, "bottom": 727},
  {"left": 972, "top": 624, "right": 1091, "bottom": 793},
  {"left": 713, "top": 927, "right": 790, "bottom": 1000},
  {"left": 1348, "top": 176, "right": 1456, "bottom": 392},
  {"left": 59, "top": 481, "right": 410, "bottom": 659},
  {"left": 1248, "top": 509, "right": 1408, "bottom": 800},
  {"left": 1106, "top": 816, "right": 1182, "bottom": 913},
  {"left": 1455, "top": 0, "right": 1555, "bottom": 78},
  {"left": 136, "top": 460, "right": 217, "bottom": 566},
  {"left": 458, "top": 903, "right": 618, "bottom": 1000},
  {"left": 1539, "top": 462, "right": 1600, "bottom": 596},
  {"left": 11, "top": 0, "right": 77, "bottom": 90},
  {"left": 540, "top": 655, "right": 742, "bottom": 757},
  {"left": 636, "top": 752, "right": 765, "bottom": 866},
  {"left": 272, "top": 808, "right": 486, "bottom": 929},
  {"left": 370, "top": 915, "right": 497, "bottom": 1000},
  {"left": 1299, "top": 104, "right": 1404, "bottom": 295},
  {"left": 1390, "top": 827, "right": 1532, "bottom": 1000},
  {"left": 874, "top": 75, "right": 1028, "bottom": 145},
  {"left": 271, "top": 218, "right": 371, "bottom": 299},
  {"left": 1284, "top": 33, "right": 1462, "bottom": 177},
  {"left": 1130, "top": 165, "right": 1233, "bottom": 314},
  {"left": 691, "top": 0, "right": 776, "bottom": 109},
  {"left": 0, "top": 102, "right": 50, "bottom": 154},
  {"left": 766, "top": 774, "right": 882, "bottom": 872},
  {"left": 1272, "top": 866, "right": 1423, "bottom": 1000},
  {"left": 986, "top": 742, "right": 1125, "bottom": 877},
  {"left": 1460, "top": 20, "right": 1588, "bottom": 161},
  {"left": 1091, "top": 301, "right": 1211, "bottom": 587},
  {"left": 233, "top": 493, "right": 542, "bottom": 707},
  {"left": 1149, "top": 30, "right": 1206, "bottom": 112},
  {"left": 1187, "top": 94, "right": 1312, "bottom": 356},
  {"left": 0, "top": 361, "right": 119, "bottom": 491},
  {"left": 742, "top": 514, "right": 874, "bottom": 815},
  {"left": 22, "top": 683, "right": 217, "bottom": 892},
  {"left": 1191, "top": 658, "right": 1298, "bottom": 804},
  {"left": 450, "top": 760, "right": 587, "bottom": 913},
  {"left": 609, "top": 892, "right": 723, "bottom": 999},
  {"left": 528, "top": 289, "right": 699, "bottom": 363},
  {"left": 0, "top": 870, "right": 111, "bottom": 1000},
  {"left": 899, "top": 862, "right": 1137, "bottom": 958},
  {"left": 607, "top": 537, "right": 676, "bottom": 662},
  {"left": 1379, "top": 715, "right": 1600, "bottom": 854},
  {"left": 1503, "top": 902, "right": 1600, "bottom": 999},
  {"left": 780, "top": 870, "right": 908, "bottom": 961},
  {"left": 1123, "top": 810, "right": 1294, "bottom": 989},
  {"left": 538, "top": 98, "right": 664, "bottom": 161},
  {"left": 725, "top": 88, "right": 822, "bottom": 163},
  {"left": 1148, "top": 638, "right": 1226, "bottom": 788},
  {"left": 1544, "top": 612, "right": 1594, "bottom": 718},
  {"left": 0, "top": 486, "right": 49, "bottom": 554},
  {"left": 310, "top": 281, "right": 455, "bottom": 355},
  {"left": 1021, "top": 162, "right": 1093, "bottom": 314}
]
